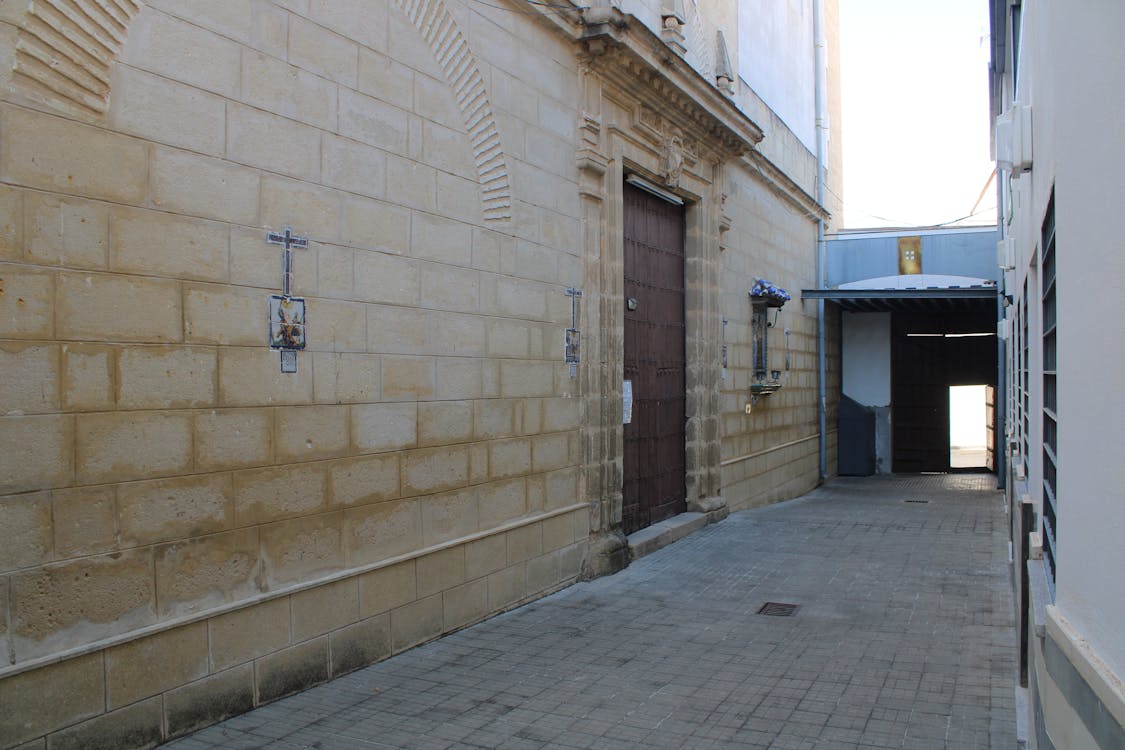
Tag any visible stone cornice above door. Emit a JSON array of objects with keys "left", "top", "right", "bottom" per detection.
[{"left": 577, "top": 6, "right": 764, "bottom": 165}]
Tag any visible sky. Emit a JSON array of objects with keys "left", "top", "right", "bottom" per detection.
[{"left": 838, "top": 0, "right": 997, "bottom": 229}]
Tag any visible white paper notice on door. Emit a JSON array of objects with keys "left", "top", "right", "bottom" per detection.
[{"left": 623, "top": 379, "right": 633, "bottom": 424}]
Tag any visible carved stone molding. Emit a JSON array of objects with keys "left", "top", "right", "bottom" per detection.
[
  {"left": 394, "top": 0, "right": 512, "bottom": 222},
  {"left": 4, "top": 0, "right": 145, "bottom": 121}
]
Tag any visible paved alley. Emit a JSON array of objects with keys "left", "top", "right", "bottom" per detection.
[{"left": 166, "top": 474, "right": 1017, "bottom": 750}]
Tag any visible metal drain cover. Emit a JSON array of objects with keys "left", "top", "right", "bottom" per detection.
[
  {"left": 757, "top": 602, "right": 799, "bottom": 617},
  {"left": 904, "top": 499, "right": 930, "bottom": 504}
]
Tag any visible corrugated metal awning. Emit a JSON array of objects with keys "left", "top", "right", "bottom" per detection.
[{"left": 801, "top": 287, "right": 999, "bottom": 313}]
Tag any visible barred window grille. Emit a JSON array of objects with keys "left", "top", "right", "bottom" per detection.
[{"left": 1040, "top": 191, "right": 1058, "bottom": 596}]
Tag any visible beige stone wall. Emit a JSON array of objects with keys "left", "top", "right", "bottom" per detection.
[
  {"left": 0, "top": 1, "right": 588, "bottom": 746},
  {"left": 0, "top": 0, "right": 838, "bottom": 746},
  {"left": 718, "top": 157, "right": 835, "bottom": 510}
]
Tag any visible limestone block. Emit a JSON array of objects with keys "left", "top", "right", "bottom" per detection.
[
  {"left": 189, "top": 281, "right": 274, "bottom": 347},
  {"left": 312, "top": 352, "right": 381, "bottom": 404},
  {"left": 288, "top": 15, "right": 358, "bottom": 86},
  {"left": 435, "top": 357, "right": 483, "bottom": 401},
  {"left": 483, "top": 276, "right": 547, "bottom": 320},
  {"left": 532, "top": 432, "right": 571, "bottom": 473},
  {"left": 322, "top": 134, "right": 387, "bottom": 199},
  {"left": 349, "top": 402, "right": 416, "bottom": 453},
  {"left": 116, "top": 345, "right": 217, "bottom": 409},
  {"left": 330, "top": 453, "right": 400, "bottom": 508},
  {"left": 118, "top": 473, "right": 232, "bottom": 547},
  {"left": 0, "top": 343, "right": 58, "bottom": 414},
  {"left": 357, "top": 49, "right": 414, "bottom": 111},
  {"left": 330, "top": 613, "right": 391, "bottom": 677},
  {"left": 499, "top": 359, "right": 555, "bottom": 398},
  {"left": 542, "top": 512, "right": 576, "bottom": 552},
  {"left": 261, "top": 511, "right": 343, "bottom": 586},
  {"left": 382, "top": 356, "right": 435, "bottom": 401},
  {"left": 122, "top": 9, "right": 241, "bottom": 98},
  {"left": 292, "top": 578, "right": 359, "bottom": 642},
  {"left": 305, "top": 298, "right": 367, "bottom": 353},
  {"left": 105, "top": 622, "right": 207, "bottom": 709},
  {"left": 515, "top": 240, "right": 558, "bottom": 284},
  {"left": 316, "top": 243, "right": 354, "bottom": 299},
  {"left": 242, "top": 50, "right": 339, "bottom": 132},
  {"left": 472, "top": 228, "right": 513, "bottom": 274},
  {"left": 209, "top": 597, "right": 290, "bottom": 672},
  {"left": 420, "top": 263, "right": 479, "bottom": 313},
  {"left": 234, "top": 102, "right": 321, "bottom": 182},
  {"left": 10, "top": 549, "right": 156, "bottom": 661},
  {"left": 418, "top": 400, "right": 473, "bottom": 447},
  {"left": 401, "top": 446, "right": 469, "bottom": 497},
  {"left": 507, "top": 523, "right": 542, "bottom": 565},
  {"left": 411, "top": 212, "right": 472, "bottom": 268},
  {"left": 25, "top": 193, "right": 109, "bottom": 270},
  {"left": 76, "top": 411, "right": 191, "bottom": 484},
  {"left": 429, "top": 313, "right": 485, "bottom": 357},
  {"left": 343, "top": 498, "right": 420, "bottom": 566},
  {"left": 385, "top": 154, "right": 436, "bottom": 212},
  {"left": 474, "top": 398, "right": 518, "bottom": 440},
  {"left": 52, "top": 485, "right": 117, "bottom": 558},
  {"left": 154, "top": 527, "right": 260, "bottom": 619},
  {"left": 229, "top": 225, "right": 315, "bottom": 292},
  {"left": 469, "top": 443, "right": 489, "bottom": 485},
  {"left": 420, "top": 488, "right": 478, "bottom": 547},
  {"left": 110, "top": 66, "right": 227, "bottom": 156},
  {"left": 163, "top": 663, "right": 254, "bottom": 739},
  {"left": 434, "top": 170, "right": 479, "bottom": 224},
  {"left": 0, "top": 652, "right": 104, "bottom": 747},
  {"left": 559, "top": 542, "right": 586, "bottom": 580},
  {"left": 194, "top": 408, "right": 273, "bottom": 471},
  {"left": 477, "top": 478, "right": 528, "bottom": 529},
  {"left": 413, "top": 73, "right": 461, "bottom": 128},
  {"left": 61, "top": 344, "right": 114, "bottom": 411},
  {"left": 56, "top": 272, "right": 182, "bottom": 343},
  {"left": 342, "top": 196, "right": 410, "bottom": 255},
  {"left": 390, "top": 594, "right": 442, "bottom": 652},
  {"left": 545, "top": 468, "right": 579, "bottom": 511},
  {"left": 0, "top": 107, "right": 146, "bottom": 204},
  {"left": 275, "top": 404, "right": 350, "bottom": 462},
  {"left": 465, "top": 534, "right": 506, "bottom": 580},
  {"left": 358, "top": 560, "right": 416, "bottom": 618},
  {"left": 443, "top": 578, "right": 487, "bottom": 632},
  {"left": 218, "top": 347, "right": 313, "bottom": 406},
  {"left": 151, "top": 147, "right": 260, "bottom": 226},
  {"left": 261, "top": 176, "right": 340, "bottom": 243},
  {"left": 541, "top": 210, "right": 581, "bottom": 257},
  {"left": 233, "top": 463, "right": 327, "bottom": 526},
  {"left": 416, "top": 547, "right": 465, "bottom": 599},
  {"left": 0, "top": 414, "right": 74, "bottom": 494},
  {"left": 0, "top": 491, "right": 52, "bottom": 572},
  {"left": 422, "top": 122, "right": 475, "bottom": 181},
  {"left": 487, "top": 319, "right": 531, "bottom": 358},
  {"left": 526, "top": 475, "right": 546, "bottom": 515},
  {"left": 542, "top": 397, "right": 581, "bottom": 432},
  {"left": 489, "top": 438, "right": 532, "bottom": 480},
  {"left": 0, "top": 266, "right": 53, "bottom": 339},
  {"left": 258, "top": 636, "right": 330, "bottom": 703},
  {"left": 365, "top": 304, "right": 428, "bottom": 355},
  {"left": 353, "top": 249, "right": 419, "bottom": 306},
  {"left": 486, "top": 564, "right": 526, "bottom": 611},
  {"left": 338, "top": 88, "right": 408, "bottom": 154},
  {"left": 0, "top": 184, "right": 21, "bottom": 260},
  {"left": 527, "top": 548, "right": 562, "bottom": 594}
]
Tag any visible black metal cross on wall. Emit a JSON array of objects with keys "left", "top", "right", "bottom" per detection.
[{"left": 267, "top": 228, "right": 309, "bottom": 296}]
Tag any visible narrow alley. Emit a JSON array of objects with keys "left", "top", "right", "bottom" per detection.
[{"left": 167, "top": 475, "right": 1016, "bottom": 750}]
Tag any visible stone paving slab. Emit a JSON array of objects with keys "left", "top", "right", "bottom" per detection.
[{"left": 165, "top": 474, "right": 1016, "bottom": 749}]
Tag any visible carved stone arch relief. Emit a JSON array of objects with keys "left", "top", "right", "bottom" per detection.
[
  {"left": 4, "top": 0, "right": 145, "bottom": 120},
  {"left": 392, "top": 0, "right": 512, "bottom": 222},
  {"left": 2, "top": 0, "right": 512, "bottom": 223}
]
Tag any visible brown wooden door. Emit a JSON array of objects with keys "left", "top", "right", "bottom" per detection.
[{"left": 622, "top": 182, "right": 686, "bottom": 535}]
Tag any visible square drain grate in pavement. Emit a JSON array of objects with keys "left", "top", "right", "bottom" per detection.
[
  {"left": 904, "top": 499, "right": 930, "bottom": 504},
  {"left": 757, "top": 602, "right": 799, "bottom": 617}
]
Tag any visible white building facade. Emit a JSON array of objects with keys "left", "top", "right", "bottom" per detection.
[{"left": 991, "top": 1, "right": 1125, "bottom": 747}]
